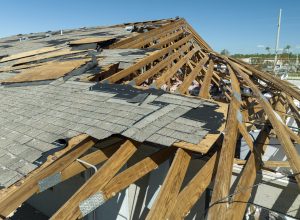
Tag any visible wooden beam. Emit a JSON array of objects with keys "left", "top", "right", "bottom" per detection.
[
  {"left": 150, "top": 29, "right": 185, "bottom": 49},
  {"left": 234, "top": 158, "right": 290, "bottom": 168},
  {"left": 0, "top": 135, "right": 97, "bottom": 217},
  {"left": 103, "top": 34, "right": 193, "bottom": 83},
  {"left": 199, "top": 59, "right": 214, "bottom": 98},
  {"left": 229, "top": 57, "right": 300, "bottom": 101},
  {"left": 132, "top": 43, "right": 190, "bottom": 85},
  {"left": 155, "top": 48, "right": 198, "bottom": 88},
  {"left": 286, "top": 95, "right": 300, "bottom": 131},
  {"left": 111, "top": 19, "right": 186, "bottom": 49},
  {"left": 50, "top": 140, "right": 139, "bottom": 220},
  {"left": 169, "top": 151, "right": 219, "bottom": 219},
  {"left": 207, "top": 67, "right": 241, "bottom": 219},
  {"left": 229, "top": 60, "right": 300, "bottom": 188},
  {"left": 101, "top": 147, "right": 176, "bottom": 202},
  {"left": 146, "top": 148, "right": 191, "bottom": 220},
  {"left": 60, "top": 141, "right": 122, "bottom": 180},
  {"left": 224, "top": 126, "right": 270, "bottom": 220},
  {"left": 177, "top": 55, "right": 209, "bottom": 94}
]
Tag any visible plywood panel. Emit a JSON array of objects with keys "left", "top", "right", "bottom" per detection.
[
  {"left": 1, "top": 59, "right": 90, "bottom": 83},
  {"left": 69, "top": 37, "right": 115, "bottom": 45}
]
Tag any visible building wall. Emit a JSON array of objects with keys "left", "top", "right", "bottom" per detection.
[{"left": 28, "top": 144, "right": 300, "bottom": 219}]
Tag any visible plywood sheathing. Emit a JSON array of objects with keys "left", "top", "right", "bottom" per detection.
[
  {"left": 0, "top": 59, "right": 91, "bottom": 84},
  {"left": 68, "top": 37, "right": 115, "bottom": 45}
]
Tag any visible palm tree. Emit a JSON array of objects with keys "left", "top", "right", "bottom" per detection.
[
  {"left": 285, "top": 45, "right": 291, "bottom": 62},
  {"left": 265, "top": 46, "right": 271, "bottom": 54}
]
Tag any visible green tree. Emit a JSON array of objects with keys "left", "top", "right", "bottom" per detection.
[
  {"left": 220, "top": 49, "right": 229, "bottom": 56},
  {"left": 284, "top": 45, "right": 291, "bottom": 62},
  {"left": 265, "top": 46, "right": 271, "bottom": 54}
]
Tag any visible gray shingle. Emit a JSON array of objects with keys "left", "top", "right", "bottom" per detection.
[
  {"left": 26, "top": 139, "right": 55, "bottom": 152},
  {"left": 17, "top": 147, "right": 42, "bottom": 163},
  {"left": 130, "top": 124, "right": 161, "bottom": 142},
  {"left": 85, "top": 127, "right": 112, "bottom": 140},
  {"left": 146, "top": 134, "right": 177, "bottom": 146},
  {"left": 174, "top": 117, "right": 205, "bottom": 127}
]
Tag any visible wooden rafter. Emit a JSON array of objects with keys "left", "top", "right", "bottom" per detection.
[
  {"left": 199, "top": 59, "right": 214, "bottom": 98},
  {"left": 146, "top": 148, "right": 191, "bottom": 220},
  {"left": 229, "top": 60, "right": 300, "bottom": 188},
  {"left": 224, "top": 126, "right": 271, "bottom": 219},
  {"left": 169, "top": 151, "right": 219, "bottom": 219},
  {"left": 177, "top": 55, "right": 209, "bottom": 94},
  {"left": 101, "top": 147, "right": 176, "bottom": 203},
  {"left": 51, "top": 140, "right": 139, "bottom": 219}
]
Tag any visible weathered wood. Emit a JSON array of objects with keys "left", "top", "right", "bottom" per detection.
[
  {"left": 177, "top": 55, "right": 209, "bottom": 94},
  {"left": 234, "top": 158, "right": 290, "bottom": 168},
  {"left": 50, "top": 140, "right": 138, "bottom": 220},
  {"left": 0, "top": 135, "right": 97, "bottom": 217},
  {"left": 230, "top": 57, "right": 300, "bottom": 101},
  {"left": 229, "top": 60, "right": 300, "bottom": 188},
  {"left": 146, "top": 148, "right": 191, "bottom": 220},
  {"left": 224, "top": 126, "right": 270, "bottom": 220},
  {"left": 104, "top": 34, "right": 193, "bottom": 83},
  {"left": 150, "top": 29, "right": 185, "bottom": 49},
  {"left": 0, "top": 46, "right": 60, "bottom": 63},
  {"left": 111, "top": 19, "right": 186, "bottom": 49},
  {"left": 102, "top": 147, "right": 176, "bottom": 201},
  {"left": 208, "top": 68, "right": 241, "bottom": 219},
  {"left": 286, "top": 95, "right": 300, "bottom": 131},
  {"left": 60, "top": 141, "right": 122, "bottom": 180},
  {"left": 199, "top": 59, "right": 214, "bottom": 98},
  {"left": 155, "top": 48, "right": 198, "bottom": 88},
  {"left": 133, "top": 43, "right": 190, "bottom": 85},
  {"left": 169, "top": 152, "right": 219, "bottom": 219}
]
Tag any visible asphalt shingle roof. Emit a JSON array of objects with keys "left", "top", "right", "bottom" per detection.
[{"left": 0, "top": 80, "right": 223, "bottom": 188}]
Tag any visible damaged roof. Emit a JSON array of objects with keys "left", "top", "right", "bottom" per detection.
[{"left": 0, "top": 17, "right": 299, "bottom": 219}]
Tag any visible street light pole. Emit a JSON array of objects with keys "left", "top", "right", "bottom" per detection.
[{"left": 274, "top": 8, "right": 282, "bottom": 74}]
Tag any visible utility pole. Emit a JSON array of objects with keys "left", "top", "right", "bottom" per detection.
[{"left": 274, "top": 8, "right": 282, "bottom": 74}]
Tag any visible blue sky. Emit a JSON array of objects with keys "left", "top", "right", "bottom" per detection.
[{"left": 0, "top": 0, "right": 299, "bottom": 54}]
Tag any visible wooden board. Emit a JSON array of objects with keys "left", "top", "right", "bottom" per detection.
[
  {"left": 12, "top": 48, "right": 86, "bottom": 66},
  {"left": 1, "top": 59, "right": 90, "bottom": 83},
  {"left": 69, "top": 37, "right": 115, "bottom": 45},
  {"left": 146, "top": 148, "right": 191, "bottom": 220},
  {"left": 0, "top": 47, "right": 60, "bottom": 63}
]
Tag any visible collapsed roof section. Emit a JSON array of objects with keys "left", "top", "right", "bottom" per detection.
[{"left": 0, "top": 17, "right": 299, "bottom": 219}]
